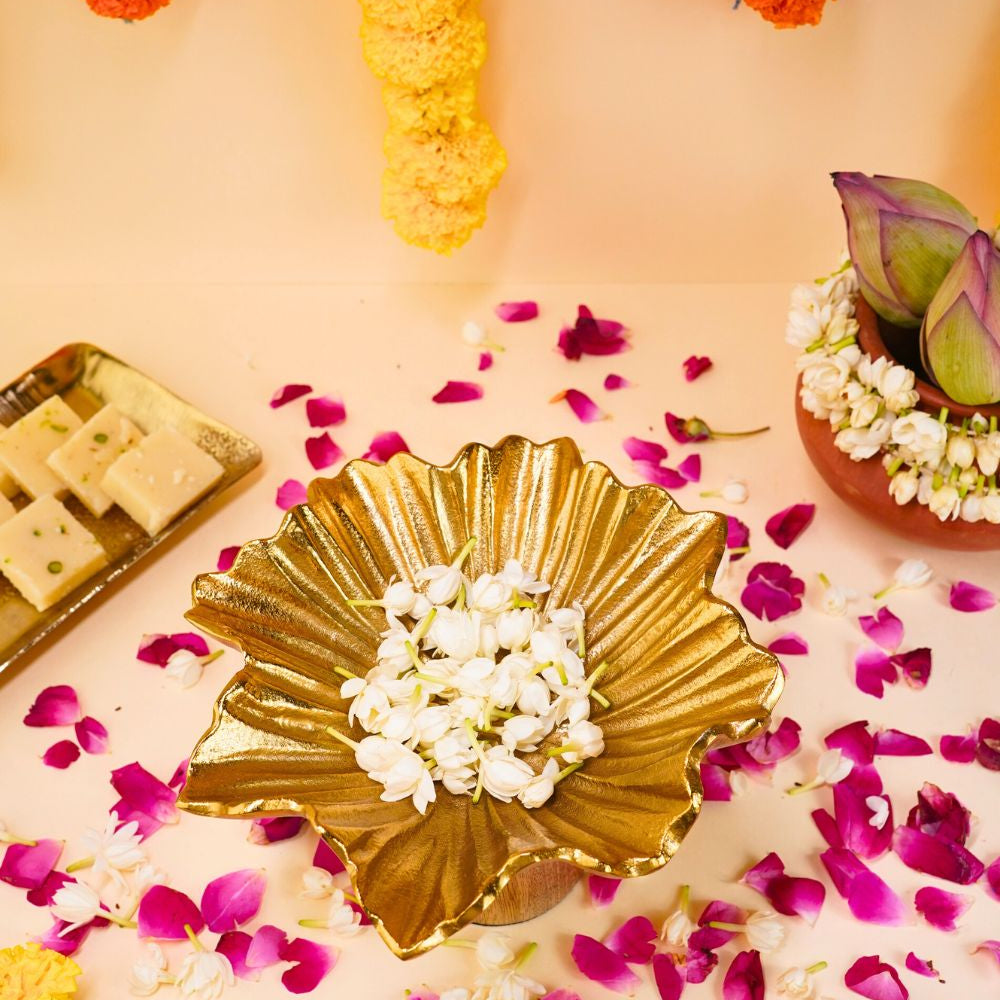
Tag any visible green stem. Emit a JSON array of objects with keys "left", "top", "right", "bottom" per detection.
[
  {"left": 678, "top": 884, "right": 690, "bottom": 914},
  {"left": 827, "top": 334, "right": 856, "bottom": 352},
  {"left": 441, "top": 939, "right": 477, "bottom": 949},
  {"left": 515, "top": 942, "right": 538, "bottom": 969},
  {"left": 452, "top": 536, "right": 478, "bottom": 569},
  {"left": 885, "top": 457, "right": 903, "bottom": 477},
  {"left": 871, "top": 583, "right": 896, "bottom": 601},
  {"left": 804, "top": 336, "right": 827, "bottom": 353},
  {"left": 817, "top": 572, "right": 831, "bottom": 589},
  {"left": 325, "top": 726, "right": 361, "bottom": 752},
  {"left": 454, "top": 584, "right": 466, "bottom": 611},
  {"left": 405, "top": 641, "right": 423, "bottom": 673},
  {"left": 555, "top": 661, "right": 568, "bottom": 685},
  {"left": 298, "top": 918, "right": 329, "bottom": 929},
  {"left": 555, "top": 762, "right": 584, "bottom": 783},
  {"left": 806, "top": 961, "right": 828, "bottom": 975},
  {"left": 727, "top": 546, "right": 751, "bottom": 555},
  {"left": 203, "top": 649, "right": 225, "bottom": 665},
  {"left": 104, "top": 912, "right": 138, "bottom": 930},
  {"left": 411, "top": 606, "right": 437, "bottom": 643},
  {"left": 939, "top": 406, "right": 950, "bottom": 424},
  {"left": 709, "top": 425, "right": 770, "bottom": 440},
  {"left": 0, "top": 835, "right": 36, "bottom": 847},
  {"left": 707, "top": 921, "right": 746, "bottom": 933},
  {"left": 786, "top": 778, "right": 822, "bottom": 796},
  {"left": 575, "top": 622, "right": 586, "bottom": 658},
  {"left": 65, "top": 857, "right": 94, "bottom": 874},
  {"left": 333, "top": 666, "right": 355, "bottom": 680},
  {"left": 590, "top": 689, "right": 612, "bottom": 710},
  {"left": 184, "top": 923, "right": 201, "bottom": 949}
]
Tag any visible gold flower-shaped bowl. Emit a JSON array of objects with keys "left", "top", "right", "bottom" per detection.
[{"left": 178, "top": 436, "right": 782, "bottom": 958}]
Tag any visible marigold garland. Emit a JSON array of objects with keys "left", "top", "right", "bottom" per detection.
[
  {"left": 0, "top": 942, "right": 81, "bottom": 1000},
  {"left": 359, "top": 0, "right": 506, "bottom": 253},
  {"left": 742, "top": 0, "right": 832, "bottom": 28},
  {"left": 85, "top": 0, "right": 171, "bottom": 19}
]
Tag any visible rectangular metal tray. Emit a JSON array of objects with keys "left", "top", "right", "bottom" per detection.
[{"left": 0, "top": 343, "right": 262, "bottom": 674}]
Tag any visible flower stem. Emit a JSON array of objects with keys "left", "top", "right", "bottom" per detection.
[
  {"left": 678, "top": 884, "right": 690, "bottom": 913},
  {"left": 786, "top": 778, "right": 822, "bottom": 796},
  {"left": 515, "top": 942, "right": 538, "bottom": 968},
  {"left": 298, "top": 918, "right": 329, "bottom": 930},
  {"left": 65, "top": 857, "right": 94, "bottom": 874},
  {"left": 184, "top": 923, "right": 202, "bottom": 949},
  {"left": 104, "top": 912, "right": 139, "bottom": 930},
  {"left": 411, "top": 606, "right": 437, "bottom": 643},
  {"left": 0, "top": 834, "right": 36, "bottom": 846},
  {"left": 441, "top": 939, "right": 477, "bottom": 949},
  {"left": 575, "top": 622, "right": 586, "bottom": 658},
  {"left": 454, "top": 584, "right": 466, "bottom": 611},
  {"left": 590, "top": 690, "right": 612, "bottom": 710},
  {"left": 203, "top": 649, "right": 225, "bottom": 665},
  {"left": 452, "top": 536, "right": 478, "bottom": 569},
  {"left": 827, "top": 334, "right": 856, "bottom": 352},
  {"left": 405, "top": 641, "right": 423, "bottom": 673},
  {"left": 806, "top": 961, "right": 828, "bottom": 974},
  {"left": 333, "top": 666, "right": 355, "bottom": 680},
  {"left": 325, "top": 726, "right": 361, "bottom": 752},
  {"left": 872, "top": 583, "right": 897, "bottom": 600},
  {"left": 707, "top": 921, "right": 746, "bottom": 933},
  {"left": 709, "top": 425, "right": 770, "bottom": 440},
  {"left": 555, "top": 762, "right": 584, "bottom": 783},
  {"left": 885, "top": 456, "right": 904, "bottom": 477},
  {"left": 817, "top": 572, "right": 831, "bottom": 589},
  {"left": 728, "top": 546, "right": 751, "bottom": 555},
  {"left": 555, "top": 662, "right": 568, "bottom": 685}
]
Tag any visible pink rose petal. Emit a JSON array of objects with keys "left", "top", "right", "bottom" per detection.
[
  {"left": 745, "top": 717, "right": 801, "bottom": 765},
  {"left": 858, "top": 607, "right": 904, "bottom": 652},
  {"left": 833, "top": 784, "right": 892, "bottom": 860},
  {"left": 270, "top": 384, "right": 312, "bottom": 408},
  {"left": 305, "top": 432, "right": 343, "bottom": 471},
  {"left": 201, "top": 869, "right": 266, "bottom": 933},
  {"left": 0, "top": 839, "right": 63, "bottom": 890},
  {"left": 43, "top": 740, "right": 80, "bottom": 769},
  {"left": 109, "top": 762, "right": 178, "bottom": 837},
  {"left": 820, "top": 849, "right": 906, "bottom": 925},
  {"left": 914, "top": 886, "right": 971, "bottom": 931},
  {"left": 27, "top": 869, "right": 74, "bottom": 906},
  {"left": 683, "top": 945, "right": 718, "bottom": 984},
  {"left": 726, "top": 517, "right": 750, "bottom": 561},
  {"left": 891, "top": 647, "right": 932, "bottom": 689},
  {"left": 587, "top": 875, "right": 621, "bottom": 908},
  {"left": 634, "top": 461, "right": 688, "bottom": 489},
  {"left": 987, "top": 858, "right": 1000, "bottom": 901},
  {"left": 722, "top": 950, "right": 765, "bottom": 1000},
  {"left": 495, "top": 300, "right": 538, "bottom": 323},
  {"left": 603, "top": 915, "right": 657, "bottom": 965},
  {"left": 949, "top": 580, "right": 996, "bottom": 612},
  {"left": 904, "top": 952, "right": 939, "bottom": 979},
  {"left": 216, "top": 930, "right": 259, "bottom": 981},
  {"left": 623, "top": 437, "right": 667, "bottom": 463},
  {"left": 276, "top": 479, "right": 308, "bottom": 510},
  {"left": 40, "top": 918, "right": 99, "bottom": 957},
  {"left": 893, "top": 826, "right": 983, "bottom": 884},
  {"left": 279, "top": 937, "right": 338, "bottom": 994},
  {"left": 247, "top": 817, "right": 306, "bottom": 845},
  {"left": 23, "top": 685, "right": 81, "bottom": 727},
  {"left": 362, "top": 431, "right": 410, "bottom": 464},
  {"left": 764, "top": 504, "right": 815, "bottom": 549},
  {"left": 940, "top": 732, "right": 977, "bottom": 763},
  {"left": 844, "top": 955, "right": 908, "bottom": 1000},
  {"left": 768, "top": 632, "right": 808, "bottom": 655},
  {"left": 811, "top": 807, "right": 843, "bottom": 849},
  {"left": 571, "top": 935, "right": 642, "bottom": 994},
  {"left": 168, "top": 759, "right": 189, "bottom": 790},
  {"left": 978, "top": 718, "right": 1000, "bottom": 770},
  {"left": 246, "top": 924, "right": 288, "bottom": 969},
  {"left": 432, "top": 380, "right": 483, "bottom": 404},
  {"left": 557, "top": 305, "right": 629, "bottom": 360},
  {"left": 74, "top": 717, "right": 108, "bottom": 755},
  {"left": 690, "top": 900, "right": 745, "bottom": 950},
  {"left": 741, "top": 853, "right": 825, "bottom": 925},
  {"left": 664, "top": 412, "right": 708, "bottom": 444},
  {"left": 217, "top": 546, "right": 240, "bottom": 572},
  {"left": 305, "top": 395, "right": 346, "bottom": 428},
  {"left": 700, "top": 762, "right": 732, "bottom": 801},
  {"left": 604, "top": 374, "right": 630, "bottom": 391},
  {"left": 137, "top": 884, "right": 204, "bottom": 940},
  {"left": 825, "top": 720, "right": 875, "bottom": 767},
  {"left": 678, "top": 454, "right": 701, "bottom": 484},
  {"left": 136, "top": 632, "right": 209, "bottom": 667},
  {"left": 553, "top": 388, "right": 606, "bottom": 423},
  {"left": 651, "top": 954, "right": 684, "bottom": 1000},
  {"left": 682, "top": 355, "right": 713, "bottom": 382},
  {"left": 478, "top": 351, "right": 494, "bottom": 371},
  {"left": 974, "top": 941, "right": 1000, "bottom": 967},
  {"left": 906, "top": 782, "right": 970, "bottom": 844},
  {"left": 855, "top": 648, "right": 896, "bottom": 699},
  {"left": 741, "top": 561, "right": 804, "bottom": 621},
  {"left": 873, "top": 729, "right": 931, "bottom": 757},
  {"left": 542, "top": 993, "right": 583, "bottom": 1000},
  {"left": 312, "top": 838, "right": 346, "bottom": 876}
]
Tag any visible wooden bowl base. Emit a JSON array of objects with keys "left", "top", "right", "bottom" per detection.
[{"left": 475, "top": 860, "right": 582, "bottom": 925}]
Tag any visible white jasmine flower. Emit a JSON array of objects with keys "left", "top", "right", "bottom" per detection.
[
  {"left": 729, "top": 770, "right": 750, "bottom": 797},
  {"left": 961, "top": 493, "right": 984, "bottom": 523},
  {"left": 301, "top": 866, "right": 336, "bottom": 899},
  {"left": 51, "top": 882, "right": 107, "bottom": 934},
  {"left": 983, "top": 491, "right": 1000, "bottom": 524},
  {"left": 866, "top": 795, "right": 890, "bottom": 830},
  {"left": 416, "top": 564, "right": 466, "bottom": 606},
  {"left": 787, "top": 748, "right": 853, "bottom": 796},
  {"left": 496, "top": 609, "right": 536, "bottom": 651},
  {"left": 129, "top": 943, "right": 173, "bottom": 996},
  {"left": 413, "top": 705, "right": 452, "bottom": 745},
  {"left": 515, "top": 676, "right": 551, "bottom": 717},
  {"left": 355, "top": 735, "right": 410, "bottom": 777},
  {"left": 476, "top": 932, "right": 516, "bottom": 970},
  {"left": 346, "top": 681, "right": 391, "bottom": 732},
  {"left": 528, "top": 626, "right": 566, "bottom": 665},
  {"left": 558, "top": 720, "right": 605, "bottom": 763},
  {"left": 660, "top": 885, "right": 693, "bottom": 946},
  {"left": 976, "top": 432, "right": 1000, "bottom": 476},
  {"left": 77, "top": 813, "right": 145, "bottom": 888},
  {"left": 817, "top": 574, "right": 855, "bottom": 617},
  {"left": 744, "top": 910, "right": 786, "bottom": 953},
  {"left": 164, "top": 649, "right": 205, "bottom": 688},
  {"left": 324, "top": 888, "right": 364, "bottom": 936},
  {"left": 701, "top": 478, "right": 749, "bottom": 504},
  {"left": 891, "top": 411, "right": 948, "bottom": 466},
  {"left": 470, "top": 574, "right": 514, "bottom": 615},
  {"left": 947, "top": 435, "right": 976, "bottom": 469},
  {"left": 175, "top": 948, "right": 234, "bottom": 999},
  {"left": 877, "top": 364, "right": 918, "bottom": 413},
  {"left": 888, "top": 467, "right": 919, "bottom": 505},
  {"left": 777, "top": 962, "right": 828, "bottom": 998},
  {"left": 430, "top": 609, "right": 481, "bottom": 661},
  {"left": 480, "top": 747, "right": 535, "bottom": 803},
  {"left": 501, "top": 715, "right": 550, "bottom": 753},
  {"left": 517, "top": 759, "right": 559, "bottom": 809},
  {"left": 885, "top": 558, "right": 933, "bottom": 594},
  {"left": 835, "top": 417, "right": 893, "bottom": 461},
  {"left": 499, "top": 559, "right": 550, "bottom": 596},
  {"left": 377, "top": 749, "right": 436, "bottom": 814},
  {"left": 929, "top": 483, "right": 961, "bottom": 522},
  {"left": 461, "top": 320, "right": 497, "bottom": 349},
  {"left": 797, "top": 353, "right": 853, "bottom": 403},
  {"left": 473, "top": 967, "right": 547, "bottom": 1000},
  {"left": 132, "top": 862, "right": 168, "bottom": 898},
  {"left": 849, "top": 393, "right": 881, "bottom": 428}
]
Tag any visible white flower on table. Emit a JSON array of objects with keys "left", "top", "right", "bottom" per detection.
[
  {"left": 777, "top": 961, "right": 829, "bottom": 998},
  {"left": 301, "top": 865, "right": 336, "bottom": 899},
  {"left": 866, "top": 795, "right": 890, "bottom": 830},
  {"left": 787, "top": 748, "right": 853, "bottom": 797},
  {"left": 873, "top": 558, "right": 933, "bottom": 599},
  {"left": 75, "top": 813, "right": 145, "bottom": 889},
  {"left": 817, "top": 574, "right": 856, "bottom": 617},
  {"left": 175, "top": 948, "right": 234, "bottom": 1000},
  {"left": 51, "top": 882, "right": 108, "bottom": 934},
  {"left": 129, "top": 943, "right": 174, "bottom": 997}
]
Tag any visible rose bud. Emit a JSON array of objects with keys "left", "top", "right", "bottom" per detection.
[
  {"left": 921, "top": 231, "right": 1000, "bottom": 405},
  {"left": 832, "top": 172, "right": 977, "bottom": 328}
]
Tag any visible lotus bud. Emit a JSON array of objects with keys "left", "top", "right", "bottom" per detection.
[
  {"left": 832, "top": 172, "right": 977, "bottom": 328},
  {"left": 921, "top": 231, "right": 1000, "bottom": 405}
]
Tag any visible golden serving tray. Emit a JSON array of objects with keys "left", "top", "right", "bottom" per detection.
[{"left": 0, "top": 343, "right": 262, "bottom": 674}]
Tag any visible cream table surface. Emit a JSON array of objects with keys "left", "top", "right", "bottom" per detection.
[{"left": 0, "top": 282, "right": 998, "bottom": 999}]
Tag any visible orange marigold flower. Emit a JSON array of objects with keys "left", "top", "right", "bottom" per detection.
[
  {"left": 743, "top": 0, "right": 832, "bottom": 28},
  {"left": 85, "top": 0, "right": 171, "bottom": 18}
]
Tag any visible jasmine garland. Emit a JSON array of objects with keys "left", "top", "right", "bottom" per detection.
[
  {"left": 788, "top": 256, "right": 1000, "bottom": 523},
  {"left": 328, "top": 538, "right": 608, "bottom": 813}
]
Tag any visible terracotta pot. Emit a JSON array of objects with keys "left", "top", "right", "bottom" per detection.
[{"left": 795, "top": 294, "right": 1000, "bottom": 550}]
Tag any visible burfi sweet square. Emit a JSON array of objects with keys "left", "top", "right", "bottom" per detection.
[{"left": 0, "top": 397, "right": 84, "bottom": 500}]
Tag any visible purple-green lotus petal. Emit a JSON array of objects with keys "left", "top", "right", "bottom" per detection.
[
  {"left": 833, "top": 172, "right": 977, "bottom": 328},
  {"left": 921, "top": 231, "right": 1000, "bottom": 405}
]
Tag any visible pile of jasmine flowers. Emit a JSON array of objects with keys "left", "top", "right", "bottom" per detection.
[{"left": 328, "top": 537, "right": 608, "bottom": 814}]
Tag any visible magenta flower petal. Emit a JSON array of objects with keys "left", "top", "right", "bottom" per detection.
[
  {"left": 825, "top": 720, "right": 876, "bottom": 767},
  {"left": 855, "top": 648, "right": 897, "bottom": 699},
  {"left": 279, "top": 937, "right": 338, "bottom": 994},
  {"left": 874, "top": 729, "right": 931, "bottom": 756},
  {"left": 587, "top": 875, "right": 622, "bottom": 908},
  {"left": 432, "top": 380, "right": 483, "bottom": 404},
  {"left": 978, "top": 718, "right": 1000, "bottom": 770},
  {"left": 820, "top": 849, "right": 906, "bottom": 925},
  {"left": 745, "top": 717, "right": 801, "bottom": 765},
  {"left": 891, "top": 647, "right": 932, "bottom": 689},
  {"left": 216, "top": 930, "right": 258, "bottom": 981},
  {"left": 635, "top": 461, "right": 688, "bottom": 489},
  {"left": 270, "top": 384, "right": 312, "bottom": 408},
  {"left": 811, "top": 808, "right": 844, "bottom": 849},
  {"left": 683, "top": 945, "right": 718, "bottom": 984},
  {"left": 651, "top": 954, "right": 684, "bottom": 1000},
  {"left": 904, "top": 953, "right": 939, "bottom": 979},
  {"left": 305, "top": 395, "right": 346, "bottom": 428},
  {"left": 557, "top": 305, "right": 629, "bottom": 360},
  {"left": 726, "top": 517, "right": 750, "bottom": 561},
  {"left": 764, "top": 503, "right": 815, "bottom": 550},
  {"left": 246, "top": 924, "right": 288, "bottom": 969},
  {"left": 914, "top": 886, "right": 971, "bottom": 931},
  {"left": 664, "top": 412, "right": 707, "bottom": 444},
  {"left": 168, "top": 759, "right": 189, "bottom": 790},
  {"left": 201, "top": 869, "right": 266, "bottom": 933},
  {"left": 276, "top": 479, "right": 308, "bottom": 510},
  {"left": 603, "top": 915, "right": 657, "bottom": 965},
  {"left": 362, "top": 431, "right": 410, "bottom": 464},
  {"left": 23, "top": 685, "right": 81, "bottom": 727},
  {"left": 939, "top": 733, "right": 977, "bottom": 763},
  {"left": 26, "top": 869, "right": 74, "bottom": 906},
  {"left": 136, "top": 632, "right": 209, "bottom": 667},
  {"left": 554, "top": 388, "right": 606, "bottom": 423},
  {"left": 691, "top": 900, "right": 745, "bottom": 950},
  {"left": 0, "top": 839, "right": 63, "bottom": 890},
  {"left": 988, "top": 858, "right": 1000, "bottom": 901},
  {"left": 541, "top": 993, "right": 583, "bottom": 1000},
  {"left": 43, "top": 740, "right": 80, "bottom": 769},
  {"left": 40, "top": 918, "right": 99, "bottom": 957},
  {"left": 604, "top": 374, "right": 630, "bottom": 391},
  {"left": 768, "top": 633, "right": 808, "bottom": 655},
  {"left": 111, "top": 763, "right": 178, "bottom": 828},
  {"left": 495, "top": 300, "right": 538, "bottom": 323},
  {"left": 722, "top": 950, "right": 765, "bottom": 1000},
  {"left": 742, "top": 853, "right": 825, "bottom": 925},
  {"left": 858, "top": 607, "right": 904, "bottom": 652},
  {"left": 833, "top": 784, "right": 892, "bottom": 860},
  {"left": 906, "top": 782, "right": 971, "bottom": 844},
  {"left": 974, "top": 941, "right": 1000, "bottom": 967},
  {"left": 248, "top": 817, "right": 306, "bottom": 845},
  {"left": 844, "top": 955, "right": 909, "bottom": 1000},
  {"left": 571, "top": 935, "right": 642, "bottom": 994},
  {"left": 217, "top": 545, "right": 240, "bottom": 572},
  {"left": 682, "top": 355, "right": 713, "bottom": 382},
  {"left": 892, "top": 826, "right": 984, "bottom": 884},
  {"left": 312, "top": 838, "right": 346, "bottom": 876},
  {"left": 623, "top": 437, "right": 667, "bottom": 463},
  {"left": 478, "top": 351, "right": 494, "bottom": 371},
  {"left": 678, "top": 454, "right": 701, "bottom": 484},
  {"left": 700, "top": 762, "right": 732, "bottom": 801},
  {"left": 74, "top": 717, "right": 108, "bottom": 755},
  {"left": 740, "top": 561, "right": 804, "bottom": 622},
  {"left": 137, "top": 885, "right": 205, "bottom": 939},
  {"left": 305, "top": 432, "right": 343, "bottom": 471},
  {"left": 949, "top": 580, "right": 996, "bottom": 612}
]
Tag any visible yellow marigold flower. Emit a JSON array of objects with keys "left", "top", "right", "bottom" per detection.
[
  {"left": 381, "top": 171, "right": 488, "bottom": 254},
  {"left": 383, "top": 122, "right": 505, "bottom": 205},
  {"left": 360, "top": 5, "right": 486, "bottom": 89},
  {"left": 359, "top": 0, "right": 463, "bottom": 31},
  {"left": 0, "top": 942, "right": 81, "bottom": 1000},
  {"left": 382, "top": 77, "right": 477, "bottom": 134}
]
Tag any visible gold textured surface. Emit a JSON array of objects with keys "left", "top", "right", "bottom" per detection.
[
  {"left": 0, "top": 343, "right": 262, "bottom": 675},
  {"left": 178, "top": 436, "right": 782, "bottom": 958}
]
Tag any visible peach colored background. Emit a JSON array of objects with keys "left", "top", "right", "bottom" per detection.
[{"left": 2, "top": 1, "right": 1000, "bottom": 999}]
